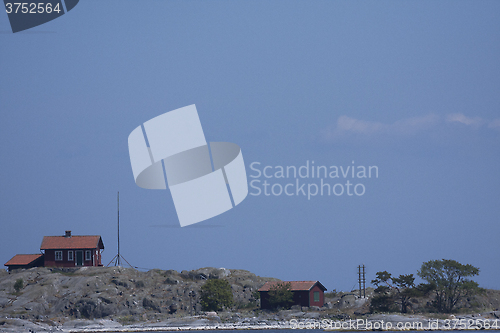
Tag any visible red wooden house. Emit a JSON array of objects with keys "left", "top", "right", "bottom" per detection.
[
  {"left": 258, "top": 281, "right": 327, "bottom": 309},
  {"left": 4, "top": 254, "right": 44, "bottom": 272},
  {"left": 40, "top": 231, "right": 104, "bottom": 267}
]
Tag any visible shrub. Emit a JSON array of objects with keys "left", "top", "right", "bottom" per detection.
[
  {"left": 325, "top": 289, "right": 338, "bottom": 298},
  {"left": 200, "top": 279, "right": 234, "bottom": 312},
  {"left": 14, "top": 278, "right": 23, "bottom": 292},
  {"left": 268, "top": 282, "right": 294, "bottom": 309}
]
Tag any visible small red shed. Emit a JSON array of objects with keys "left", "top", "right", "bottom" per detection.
[
  {"left": 40, "top": 231, "right": 104, "bottom": 267},
  {"left": 258, "top": 280, "right": 327, "bottom": 309},
  {"left": 4, "top": 254, "right": 44, "bottom": 272}
]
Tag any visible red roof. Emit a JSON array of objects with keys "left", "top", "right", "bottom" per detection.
[
  {"left": 4, "top": 254, "right": 43, "bottom": 266},
  {"left": 40, "top": 235, "right": 104, "bottom": 250},
  {"left": 258, "top": 281, "right": 327, "bottom": 292}
]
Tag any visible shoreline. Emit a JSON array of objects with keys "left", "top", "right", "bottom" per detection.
[{"left": 2, "top": 313, "right": 500, "bottom": 333}]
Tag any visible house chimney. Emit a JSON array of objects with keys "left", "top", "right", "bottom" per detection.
[{"left": 65, "top": 230, "right": 71, "bottom": 238}]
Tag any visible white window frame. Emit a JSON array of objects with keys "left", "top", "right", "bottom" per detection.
[
  {"left": 55, "top": 251, "right": 63, "bottom": 261},
  {"left": 68, "top": 250, "right": 74, "bottom": 261},
  {"left": 85, "top": 250, "right": 92, "bottom": 261}
]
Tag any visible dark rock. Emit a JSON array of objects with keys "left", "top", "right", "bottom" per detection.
[
  {"left": 143, "top": 297, "right": 160, "bottom": 312},
  {"left": 75, "top": 299, "right": 97, "bottom": 318},
  {"left": 164, "top": 277, "right": 179, "bottom": 285},
  {"left": 71, "top": 298, "right": 118, "bottom": 319},
  {"left": 99, "top": 296, "right": 113, "bottom": 304},
  {"left": 135, "top": 280, "right": 146, "bottom": 288},
  {"left": 181, "top": 270, "right": 208, "bottom": 280},
  {"left": 110, "top": 279, "right": 128, "bottom": 288}
]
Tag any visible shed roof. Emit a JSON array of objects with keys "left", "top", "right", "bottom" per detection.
[
  {"left": 40, "top": 235, "right": 104, "bottom": 250},
  {"left": 258, "top": 281, "right": 327, "bottom": 292},
  {"left": 4, "top": 254, "right": 43, "bottom": 266}
]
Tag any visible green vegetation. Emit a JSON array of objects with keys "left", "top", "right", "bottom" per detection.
[
  {"left": 116, "top": 315, "right": 136, "bottom": 325},
  {"left": 418, "top": 259, "right": 482, "bottom": 313},
  {"left": 13, "top": 278, "right": 23, "bottom": 292},
  {"left": 235, "top": 300, "right": 257, "bottom": 310},
  {"left": 370, "top": 259, "right": 482, "bottom": 314},
  {"left": 268, "top": 282, "right": 294, "bottom": 309},
  {"left": 371, "top": 271, "right": 426, "bottom": 313},
  {"left": 200, "top": 279, "right": 234, "bottom": 312},
  {"left": 324, "top": 289, "right": 338, "bottom": 298}
]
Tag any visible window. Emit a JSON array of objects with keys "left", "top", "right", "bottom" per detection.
[
  {"left": 313, "top": 291, "right": 320, "bottom": 302},
  {"left": 55, "top": 251, "right": 63, "bottom": 261},
  {"left": 85, "top": 250, "right": 92, "bottom": 261},
  {"left": 68, "top": 251, "right": 74, "bottom": 261}
]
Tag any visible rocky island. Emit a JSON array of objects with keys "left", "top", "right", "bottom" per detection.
[{"left": 0, "top": 267, "right": 499, "bottom": 332}]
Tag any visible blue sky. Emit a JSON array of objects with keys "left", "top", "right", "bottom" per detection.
[{"left": 1, "top": 1, "right": 499, "bottom": 292}]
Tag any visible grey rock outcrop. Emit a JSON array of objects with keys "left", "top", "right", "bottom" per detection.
[{"left": 0, "top": 266, "right": 275, "bottom": 322}]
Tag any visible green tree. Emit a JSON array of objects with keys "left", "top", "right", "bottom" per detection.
[
  {"left": 200, "top": 279, "right": 234, "bottom": 312},
  {"left": 370, "top": 293, "right": 395, "bottom": 313},
  {"left": 418, "top": 259, "right": 481, "bottom": 313},
  {"left": 268, "top": 282, "right": 294, "bottom": 309},
  {"left": 371, "top": 271, "right": 423, "bottom": 313},
  {"left": 14, "top": 278, "right": 23, "bottom": 292}
]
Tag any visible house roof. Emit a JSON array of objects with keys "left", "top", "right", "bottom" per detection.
[
  {"left": 258, "top": 281, "right": 327, "bottom": 292},
  {"left": 4, "top": 254, "right": 43, "bottom": 267},
  {"left": 40, "top": 235, "right": 104, "bottom": 250}
]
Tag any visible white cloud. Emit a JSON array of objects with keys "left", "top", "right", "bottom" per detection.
[
  {"left": 322, "top": 113, "right": 498, "bottom": 141},
  {"left": 335, "top": 116, "right": 386, "bottom": 135},
  {"left": 322, "top": 114, "right": 439, "bottom": 140},
  {"left": 445, "top": 113, "right": 484, "bottom": 128}
]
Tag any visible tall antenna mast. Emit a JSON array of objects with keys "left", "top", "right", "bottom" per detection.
[
  {"left": 117, "top": 191, "right": 121, "bottom": 266},
  {"left": 107, "top": 192, "right": 133, "bottom": 268}
]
